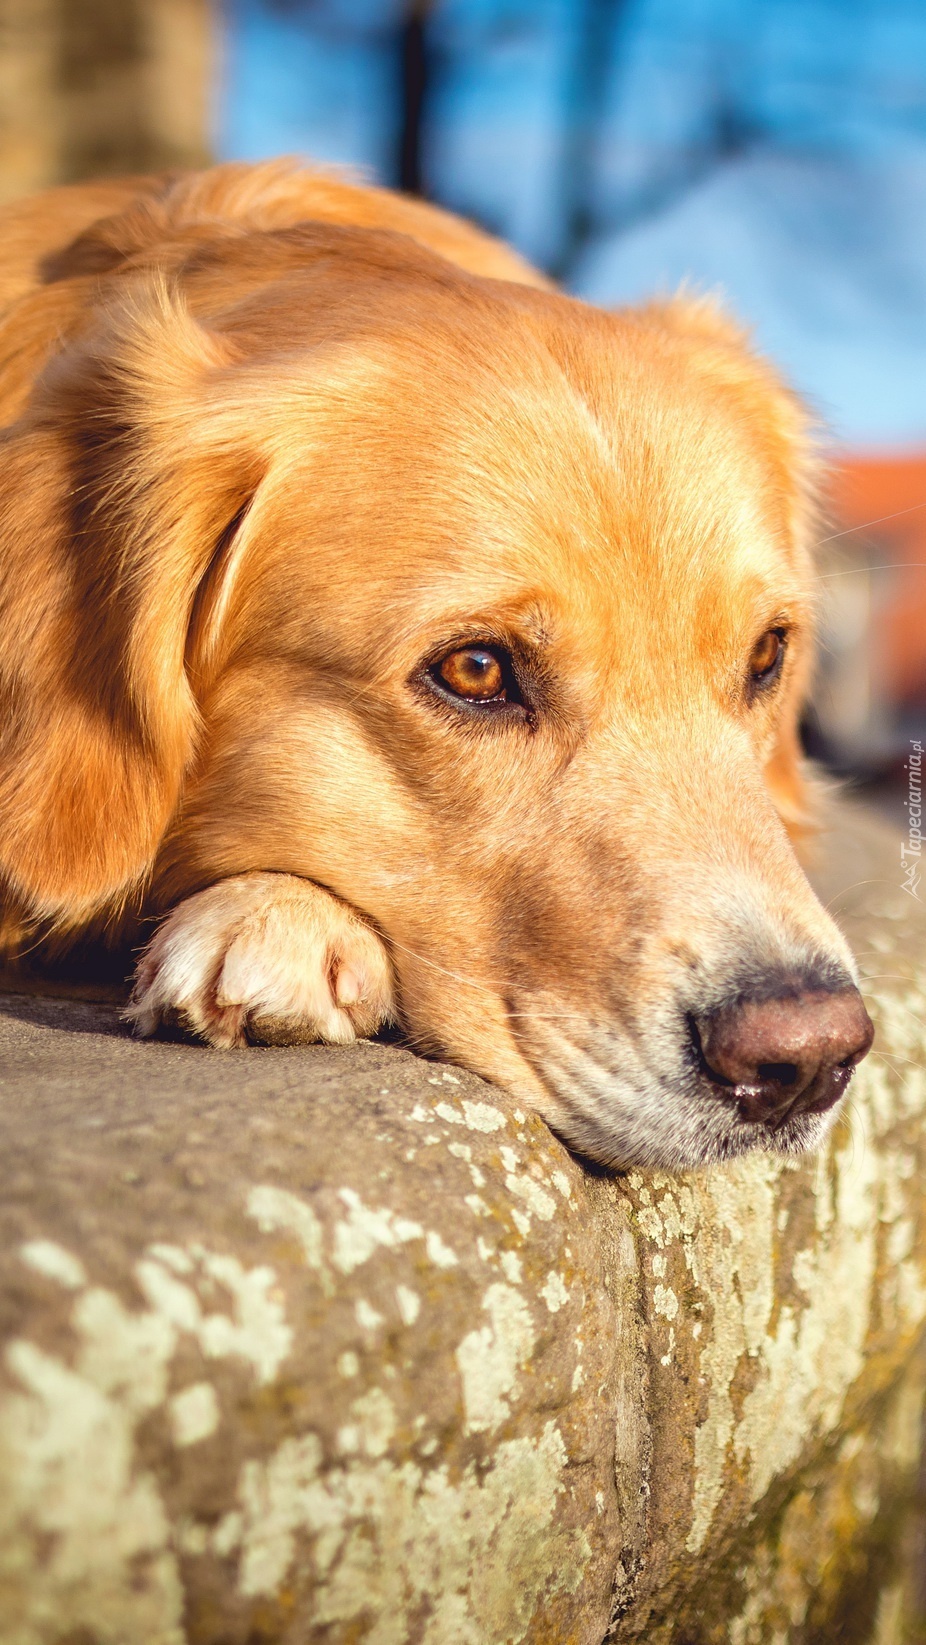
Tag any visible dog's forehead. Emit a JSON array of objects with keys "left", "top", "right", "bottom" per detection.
[
  {"left": 374, "top": 321, "right": 797, "bottom": 605},
  {"left": 253, "top": 290, "right": 807, "bottom": 673}
]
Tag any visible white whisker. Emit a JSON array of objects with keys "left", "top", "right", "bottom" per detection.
[
  {"left": 816, "top": 498, "right": 926, "bottom": 547},
  {"left": 384, "top": 933, "right": 509, "bottom": 998},
  {"left": 820, "top": 561, "right": 926, "bottom": 577},
  {"left": 821, "top": 878, "right": 899, "bottom": 912}
]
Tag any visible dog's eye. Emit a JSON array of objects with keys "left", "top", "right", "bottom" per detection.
[
  {"left": 420, "top": 640, "right": 531, "bottom": 721},
  {"left": 435, "top": 647, "right": 509, "bottom": 703},
  {"left": 748, "top": 628, "right": 787, "bottom": 688}
]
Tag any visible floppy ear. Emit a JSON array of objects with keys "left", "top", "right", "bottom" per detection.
[
  {"left": 641, "top": 293, "right": 821, "bottom": 841},
  {"left": 0, "top": 280, "right": 261, "bottom": 931}
]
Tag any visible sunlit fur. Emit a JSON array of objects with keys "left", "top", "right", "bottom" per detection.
[{"left": 0, "top": 160, "right": 860, "bottom": 1167}]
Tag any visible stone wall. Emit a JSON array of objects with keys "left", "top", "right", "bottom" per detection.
[
  {"left": 1, "top": 802, "right": 924, "bottom": 1644},
  {"left": 0, "top": 0, "right": 211, "bottom": 204}
]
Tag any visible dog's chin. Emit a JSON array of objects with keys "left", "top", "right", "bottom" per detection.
[
  {"left": 542, "top": 1082, "right": 841, "bottom": 1174},
  {"left": 506, "top": 1025, "right": 846, "bottom": 1173},
  {"left": 497, "top": 995, "right": 859, "bottom": 1172}
]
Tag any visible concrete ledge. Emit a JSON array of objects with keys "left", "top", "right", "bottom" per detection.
[{"left": 1, "top": 803, "right": 925, "bottom": 1644}]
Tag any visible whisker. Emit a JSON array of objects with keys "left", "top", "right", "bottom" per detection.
[
  {"left": 865, "top": 1049, "right": 926, "bottom": 1104},
  {"left": 341, "top": 677, "right": 393, "bottom": 713},
  {"left": 385, "top": 934, "right": 523, "bottom": 1000},
  {"left": 854, "top": 980, "right": 926, "bottom": 1030},
  {"left": 816, "top": 499, "right": 926, "bottom": 547},
  {"left": 821, "top": 878, "right": 901, "bottom": 912},
  {"left": 506, "top": 1008, "right": 597, "bottom": 1019},
  {"left": 383, "top": 933, "right": 622, "bottom": 1026},
  {"left": 840, "top": 1094, "right": 872, "bottom": 1174},
  {"left": 854, "top": 962, "right": 921, "bottom": 985},
  {"left": 820, "top": 561, "right": 926, "bottom": 578},
  {"left": 870, "top": 1048, "right": 926, "bottom": 1076},
  {"left": 837, "top": 1094, "right": 862, "bottom": 1168},
  {"left": 385, "top": 935, "right": 627, "bottom": 1028},
  {"left": 855, "top": 970, "right": 924, "bottom": 989}
]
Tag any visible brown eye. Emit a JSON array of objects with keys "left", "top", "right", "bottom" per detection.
[
  {"left": 749, "top": 628, "right": 786, "bottom": 686},
  {"left": 437, "top": 647, "right": 507, "bottom": 701}
]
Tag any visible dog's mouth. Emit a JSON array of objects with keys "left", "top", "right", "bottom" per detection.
[{"left": 500, "top": 977, "right": 872, "bottom": 1171}]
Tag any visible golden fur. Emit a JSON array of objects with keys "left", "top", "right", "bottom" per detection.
[{"left": 0, "top": 159, "right": 865, "bottom": 1166}]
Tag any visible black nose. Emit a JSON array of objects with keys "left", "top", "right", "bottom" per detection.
[{"left": 694, "top": 987, "right": 874, "bottom": 1128}]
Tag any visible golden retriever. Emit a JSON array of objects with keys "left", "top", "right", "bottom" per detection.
[{"left": 0, "top": 159, "right": 872, "bottom": 1168}]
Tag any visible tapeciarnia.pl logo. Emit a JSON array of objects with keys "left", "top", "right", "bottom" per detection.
[{"left": 902, "top": 738, "right": 923, "bottom": 900}]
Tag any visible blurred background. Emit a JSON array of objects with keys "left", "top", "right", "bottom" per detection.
[{"left": 1, "top": 0, "right": 925, "bottom": 788}]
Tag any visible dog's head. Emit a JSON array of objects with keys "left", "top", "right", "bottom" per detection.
[{"left": 0, "top": 223, "right": 872, "bottom": 1166}]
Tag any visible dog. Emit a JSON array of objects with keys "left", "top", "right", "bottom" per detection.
[{"left": 0, "top": 159, "right": 873, "bottom": 1169}]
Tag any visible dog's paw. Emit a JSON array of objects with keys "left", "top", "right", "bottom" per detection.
[{"left": 126, "top": 873, "right": 395, "bottom": 1049}]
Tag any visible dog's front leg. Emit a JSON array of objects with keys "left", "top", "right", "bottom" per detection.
[{"left": 126, "top": 874, "right": 395, "bottom": 1049}]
